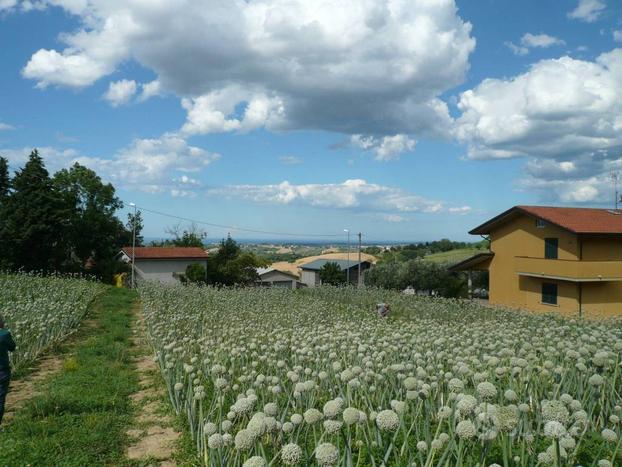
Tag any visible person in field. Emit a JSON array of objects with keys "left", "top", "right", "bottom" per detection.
[
  {"left": 0, "top": 313, "right": 16, "bottom": 431},
  {"left": 376, "top": 303, "right": 390, "bottom": 318}
]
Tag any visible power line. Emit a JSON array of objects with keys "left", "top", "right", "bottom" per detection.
[{"left": 130, "top": 204, "right": 343, "bottom": 238}]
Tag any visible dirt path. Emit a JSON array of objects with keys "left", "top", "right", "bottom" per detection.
[{"left": 126, "top": 303, "right": 181, "bottom": 466}]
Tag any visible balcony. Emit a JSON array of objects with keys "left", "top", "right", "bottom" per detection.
[{"left": 514, "top": 256, "right": 622, "bottom": 282}]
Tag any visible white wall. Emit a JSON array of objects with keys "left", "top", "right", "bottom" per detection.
[
  {"left": 301, "top": 270, "right": 319, "bottom": 287},
  {"left": 134, "top": 259, "right": 206, "bottom": 284}
]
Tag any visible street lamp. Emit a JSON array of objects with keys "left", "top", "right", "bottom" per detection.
[
  {"left": 130, "top": 202, "right": 136, "bottom": 289},
  {"left": 344, "top": 229, "right": 350, "bottom": 284}
]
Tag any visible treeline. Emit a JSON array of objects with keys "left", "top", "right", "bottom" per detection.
[
  {"left": 365, "top": 260, "right": 488, "bottom": 298},
  {"left": 0, "top": 150, "right": 139, "bottom": 281},
  {"left": 364, "top": 238, "right": 487, "bottom": 261}
]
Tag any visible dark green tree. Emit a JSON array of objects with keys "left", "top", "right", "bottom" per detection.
[
  {"left": 53, "top": 163, "right": 128, "bottom": 279},
  {"left": 1, "top": 150, "right": 70, "bottom": 271},
  {"left": 126, "top": 210, "right": 144, "bottom": 247},
  {"left": 0, "top": 157, "right": 9, "bottom": 200},
  {"left": 185, "top": 262, "right": 207, "bottom": 283},
  {"left": 319, "top": 262, "right": 346, "bottom": 286},
  {"left": 205, "top": 236, "right": 266, "bottom": 286}
]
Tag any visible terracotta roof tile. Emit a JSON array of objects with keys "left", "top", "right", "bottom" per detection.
[
  {"left": 470, "top": 206, "right": 622, "bottom": 235},
  {"left": 121, "top": 247, "right": 208, "bottom": 259}
]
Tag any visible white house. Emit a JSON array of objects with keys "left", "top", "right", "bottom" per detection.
[
  {"left": 256, "top": 268, "right": 302, "bottom": 289},
  {"left": 119, "top": 247, "right": 209, "bottom": 284}
]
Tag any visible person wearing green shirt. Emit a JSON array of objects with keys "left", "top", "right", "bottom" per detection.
[{"left": 0, "top": 313, "right": 16, "bottom": 430}]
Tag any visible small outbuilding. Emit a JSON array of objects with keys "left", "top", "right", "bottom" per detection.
[
  {"left": 256, "top": 268, "right": 303, "bottom": 289},
  {"left": 299, "top": 259, "right": 371, "bottom": 287},
  {"left": 119, "top": 246, "right": 208, "bottom": 284}
]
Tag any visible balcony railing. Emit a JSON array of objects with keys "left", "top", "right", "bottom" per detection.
[{"left": 514, "top": 256, "right": 622, "bottom": 282}]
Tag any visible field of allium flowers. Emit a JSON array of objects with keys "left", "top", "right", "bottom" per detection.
[
  {"left": 140, "top": 283, "right": 622, "bottom": 467},
  {"left": 0, "top": 273, "right": 102, "bottom": 371}
]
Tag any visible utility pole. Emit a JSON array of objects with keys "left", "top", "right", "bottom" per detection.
[
  {"left": 344, "top": 229, "right": 350, "bottom": 284},
  {"left": 130, "top": 202, "right": 137, "bottom": 289},
  {"left": 611, "top": 171, "right": 620, "bottom": 210},
  {"left": 357, "top": 232, "right": 362, "bottom": 288}
]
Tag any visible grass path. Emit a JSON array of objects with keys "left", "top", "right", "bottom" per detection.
[{"left": 0, "top": 287, "right": 140, "bottom": 466}]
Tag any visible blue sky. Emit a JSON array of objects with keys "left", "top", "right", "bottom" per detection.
[{"left": 1, "top": 0, "right": 622, "bottom": 242}]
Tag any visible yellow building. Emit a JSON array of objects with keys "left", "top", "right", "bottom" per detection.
[{"left": 451, "top": 206, "right": 622, "bottom": 318}]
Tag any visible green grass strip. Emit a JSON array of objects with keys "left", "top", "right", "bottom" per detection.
[{"left": 0, "top": 287, "right": 140, "bottom": 467}]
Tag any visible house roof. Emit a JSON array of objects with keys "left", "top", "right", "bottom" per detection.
[
  {"left": 300, "top": 259, "right": 370, "bottom": 271},
  {"left": 120, "top": 247, "right": 208, "bottom": 260},
  {"left": 257, "top": 267, "right": 300, "bottom": 280},
  {"left": 447, "top": 252, "right": 494, "bottom": 272},
  {"left": 470, "top": 206, "right": 622, "bottom": 235}
]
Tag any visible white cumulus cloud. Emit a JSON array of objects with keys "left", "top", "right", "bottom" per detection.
[
  {"left": 456, "top": 48, "right": 622, "bottom": 203},
  {"left": 350, "top": 134, "right": 416, "bottom": 161},
  {"left": 206, "top": 179, "right": 446, "bottom": 214},
  {"left": 568, "top": 0, "right": 606, "bottom": 23},
  {"left": 20, "top": 0, "right": 475, "bottom": 138},
  {"left": 104, "top": 79, "right": 137, "bottom": 107}
]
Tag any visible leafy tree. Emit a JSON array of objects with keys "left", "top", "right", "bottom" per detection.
[
  {"left": 1, "top": 150, "right": 69, "bottom": 271},
  {"left": 204, "top": 236, "right": 266, "bottom": 286},
  {"left": 126, "top": 210, "right": 144, "bottom": 247},
  {"left": 53, "top": 163, "right": 126, "bottom": 276},
  {"left": 319, "top": 262, "right": 346, "bottom": 286},
  {"left": 0, "top": 157, "right": 9, "bottom": 200},
  {"left": 185, "top": 262, "right": 207, "bottom": 283},
  {"left": 154, "top": 223, "right": 206, "bottom": 247}
]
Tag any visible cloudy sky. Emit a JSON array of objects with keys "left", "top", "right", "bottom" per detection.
[{"left": 1, "top": 0, "right": 622, "bottom": 241}]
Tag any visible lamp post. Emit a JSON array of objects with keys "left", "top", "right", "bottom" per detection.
[
  {"left": 130, "top": 202, "right": 136, "bottom": 289},
  {"left": 344, "top": 229, "right": 350, "bottom": 284}
]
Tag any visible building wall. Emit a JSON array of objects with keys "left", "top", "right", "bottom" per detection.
[
  {"left": 258, "top": 270, "right": 298, "bottom": 289},
  {"left": 488, "top": 214, "right": 622, "bottom": 318},
  {"left": 301, "top": 270, "right": 319, "bottom": 287},
  {"left": 134, "top": 259, "right": 206, "bottom": 284}
]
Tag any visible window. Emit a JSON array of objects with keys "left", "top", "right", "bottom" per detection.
[
  {"left": 545, "top": 238, "right": 558, "bottom": 259},
  {"left": 536, "top": 219, "right": 546, "bottom": 228},
  {"left": 542, "top": 283, "right": 558, "bottom": 305}
]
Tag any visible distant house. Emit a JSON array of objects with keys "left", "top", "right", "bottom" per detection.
[
  {"left": 256, "top": 268, "right": 303, "bottom": 289},
  {"left": 299, "top": 259, "right": 372, "bottom": 287},
  {"left": 119, "top": 247, "right": 208, "bottom": 284},
  {"left": 450, "top": 205, "right": 622, "bottom": 318}
]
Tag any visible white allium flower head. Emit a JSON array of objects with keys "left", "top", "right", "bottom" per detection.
[
  {"left": 315, "top": 442, "right": 339, "bottom": 466},
  {"left": 281, "top": 443, "right": 303, "bottom": 465},
  {"left": 455, "top": 420, "right": 477, "bottom": 439},
  {"left": 343, "top": 407, "right": 360, "bottom": 425},
  {"left": 323, "top": 399, "right": 344, "bottom": 418},
  {"left": 477, "top": 382, "right": 498, "bottom": 400},
  {"left": 589, "top": 374, "right": 605, "bottom": 387},
  {"left": 304, "top": 408, "right": 324, "bottom": 424},
  {"left": 543, "top": 421, "right": 566, "bottom": 439},
  {"left": 207, "top": 433, "right": 223, "bottom": 449},
  {"left": 242, "top": 456, "right": 266, "bottom": 467},
  {"left": 323, "top": 419, "right": 343, "bottom": 434},
  {"left": 204, "top": 422, "right": 217, "bottom": 435},
  {"left": 601, "top": 428, "right": 618, "bottom": 442},
  {"left": 375, "top": 410, "right": 400, "bottom": 432},
  {"left": 264, "top": 402, "right": 278, "bottom": 417},
  {"left": 234, "top": 429, "right": 254, "bottom": 450}
]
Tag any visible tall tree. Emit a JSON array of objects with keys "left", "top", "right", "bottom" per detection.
[
  {"left": 53, "top": 163, "right": 127, "bottom": 278},
  {"left": 126, "top": 210, "right": 144, "bottom": 247},
  {"left": 2, "top": 150, "right": 68, "bottom": 270},
  {"left": 0, "top": 157, "right": 9, "bottom": 200},
  {"left": 319, "top": 262, "right": 346, "bottom": 285}
]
